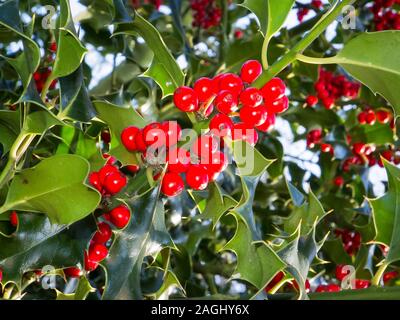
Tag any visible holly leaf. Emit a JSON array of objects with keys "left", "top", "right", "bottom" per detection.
[
  {"left": 0, "top": 214, "right": 96, "bottom": 285},
  {"left": 223, "top": 212, "right": 286, "bottom": 290},
  {"left": 0, "top": 110, "right": 20, "bottom": 154},
  {"left": 370, "top": 160, "right": 400, "bottom": 264},
  {"left": 56, "top": 277, "right": 96, "bottom": 300},
  {"left": 102, "top": 187, "right": 173, "bottom": 299},
  {"left": 0, "top": 154, "right": 101, "bottom": 225},
  {"left": 94, "top": 101, "right": 146, "bottom": 165},
  {"left": 114, "top": 14, "right": 185, "bottom": 97}
]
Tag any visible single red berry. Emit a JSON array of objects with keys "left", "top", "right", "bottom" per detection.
[
  {"left": 322, "top": 97, "right": 335, "bottom": 110},
  {"left": 240, "top": 87, "right": 263, "bottom": 108},
  {"left": 161, "top": 121, "right": 182, "bottom": 147},
  {"left": 161, "top": 172, "right": 185, "bottom": 197},
  {"left": 234, "top": 29, "right": 244, "bottom": 39},
  {"left": 121, "top": 126, "right": 140, "bottom": 152},
  {"left": 88, "top": 243, "right": 108, "bottom": 262},
  {"left": 261, "top": 78, "right": 286, "bottom": 102},
  {"left": 215, "top": 90, "right": 238, "bottom": 114},
  {"left": 173, "top": 86, "right": 199, "bottom": 112},
  {"left": 320, "top": 143, "right": 334, "bottom": 155},
  {"left": 358, "top": 111, "right": 367, "bottom": 125},
  {"left": 232, "top": 122, "right": 259, "bottom": 146},
  {"left": 143, "top": 122, "right": 165, "bottom": 148},
  {"left": 256, "top": 113, "right": 276, "bottom": 132},
  {"left": 306, "top": 95, "right": 318, "bottom": 107},
  {"left": 335, "top": 264, "right": 350, "bottom": 281},
  {"left": 134, "top": 129, "right": 148, "bottom": 152},
  {"left": 89, "top": 172, "right": 102, "bottom": 193},
  {"left": 103, "top": 171, "right": 127, "bottom": 195},
  {"left": 194, "top": 77, "right": 217, "bottom": 102},
  {"left": 383, "top": 271, "right": 399, "bottom": 283},
  {"left": 376, "top": 110, "right": 391, "bottom": 124},
  {"left": 0, "top": 268, "right": 2, "bottom": 282},
  {"left": 209, "top": 113, "right": 234, "bottom": 137},
  {"left": 92, "top": 222, "right": 112, "bottom": 244},
  {"left": 239, "top": 105, "right": 268, "bottom": 127},
  {"left": 291, "top": 279, "right": 311, "bottom": 293},
  {"left": 381, "top": 150, "right": 394, "bottom": 162},
  {"left": 333, "top": 176, "right": 345, "bottom": 187},
  {"left": 203, "top": 151, "right": 228, "bottom": 181},
  {"left": 365, "top": 110, "right": 376, "bottom": 125},
  {"left": 192, "top": 135, "right": 219, "bottom": 160},
  {"left": 103, "top": 153, "right": 117, "bottom": 165},
  {"left": 10, "top": 211, "right": 18, "bottom": 227},
  {"left": 84, "top": 251, "right": 99, "bottom": 271},
  {"left": 240, "top": 60, "right": 262, "bottom": 84},
  {"left": 167, "top": 148, "right": 191, "bottom": 174},
  {"left": 355, "top": 279, "right": 370, "bottom": 289},
  {"left": 49, "top": 42, "right": 57, "bottom": 52},
  {"left": 352, "top": 142, "right": 366, "bottom": 155},
  {"left": 109, "top": 205, "right": 131, "bottom": 229},
  {"left": 98, "top": 165, "right": 119, "bottom": 185},
  {"left": 218, "top": 73, "right": 243, "bottom": 96},
  {"left": 64, "top": 267, "right": 83, "bottom": 278},
  {"left": 125, "top": 164, "right": 140, "bottom": 174},
  {"left": 326, "top": 284, "right": 341, "bottom": 292},
  {"left": 265, "top": 95, "right": 289, "bottom": 114},
  {"left": 186, "top": 164, "right": 209, "bottom": 190},
  {"left": 101, "top": 130, "right": 111, "bottom": 144}
]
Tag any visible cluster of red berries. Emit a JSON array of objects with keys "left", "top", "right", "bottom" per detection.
[
  {"left": 307, "top": 68, "right": 360, "bottom": 109},
  {"left": 89, "top": 162, "right": 127, "bottom": 196},
  {"left": 371, "top": 0, "right": 400, "bottom": 30},
  {"left": 174, "top": 59, "right": 287, "bottom": 140},
  {"left": 357, "top": 108, "right": 393, "bottom": 126},
  {"left": 297, "top": 0, "right": 324, "bottom": 22},
  {"left": 131, "top": 0, "right": 162, "bottom": 10},
  {"left": 64, "top": 205, "right": 131, "bottom": 277},
  {"left": 33, "top": 42, "right": 58, "bottom": 93},
  {"left": 306, "top": 129, "right": 334, "bottom": 155},
  {"left": 190, "top": 0, "right": 222, "bottom": 29},
  {"left": 335, "top": 229, "right": 361, "bottom": 256}
]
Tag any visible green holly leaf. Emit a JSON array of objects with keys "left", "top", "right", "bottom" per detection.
[
  {"left": 94, "top": 100, "right": 146, "bottom": 166},
  {"left": 349, "top": 121, "right": 394, "bottom": 145},
  {"left": 0, "top": 154, "right": 101, "bottom": 225},
  {"left": 0, "top": 214, "right": 96, "bottom": 285},
  {"left": 284, "top": 181, "right": 329, "bottom": 236},
  {"left": 56, "top": 277, "right": 96, "bottom": 300},
  {"left": 370, "top": 160, "right": 400, "bottom": 264},
  {"left": 223, "top": 212, "right": 286, "bottom": 290},
  {"left": 0, "top": 110, "right": 20, "bottom": 154},
  {"left": 102, "top": 187, "right": 173, "bottom": 299},
  {"left": 114, "top": 14, "right": 185, "bottom": 97}
]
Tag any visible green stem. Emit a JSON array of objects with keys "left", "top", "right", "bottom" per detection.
[
  {"left": 296, "top": 53, "right": 337, "bottom": 64},
  {"left": 371, "top": 261, "right": 389, "bottom": 287},
  {"left": 253, "top": 0, "right": 356, "bottom": 88},
  {"left": 0, "top": 133, "right": 36, "bottom": 190},
  {"left": 261, "top": 38, "right": 270, "bottom": 70}
]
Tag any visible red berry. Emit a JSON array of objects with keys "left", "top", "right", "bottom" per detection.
[
  {"left": 49, "top": 42, "right": 57, "bottom": 52},
  {"left": 186, "top": 164, "right": 209, "bottom": 190},
  {"left": 376, "top": 110, "right": 391, "bottom": 124},
  {"left": 265, "top": 271, "right": 285, "bottom": 292},
  {"left": 103, "top": 171, "right": 127, "bottom": 194},
  {"left": 194, "top": 77, "right": 217, "bottom": 102},
  {"left": 240, "top": 60, "right": 262, "bottom": 84},
  {"left": 173, "top": 86, "right": 199, "bottom": 112},
  {"left": 125, "top": 164, "right": 140, "bottom": 174},
  {"left": 204, "top": 151, "right": 228, "bottom": 181},
  {"left": 232, "top": 123, "right": 259, "bottom": 146},
  {"left": 336, "top": 264, "right": 350, "bottom": 281},
  {"left": 209, "top": 113, "right": 234, "bottom": 137},
  {"left": 381, "top": 150, "right": 394, "bottom": 162},
  {"left": 218, "top": 73, "right": 243, "bottom": 96},
  {"left": 101, "top": 130, "right": 111, "bottom": 144},
  {"left": 306, "top": 95, "right": 318, "bottom": 107},
  {"left": 320, "top": 143, "right": 334, "bottom": 154},
  {"left": 333, "top": 176, "right": 345, "bottom": 187},
  {"left": 134, "top": 129, "right": 147, "bottom": 152},
  {"left": 88, "top": 243, "right": 108, "bottom": 262},
  {"left": 358, "top": 111, "right": 367, "bottom": 125},
  {"left": 355, "top": 279, "right": 370, "bottom": 289},
  {"left": 215, "top": 90, "right": 238, "bottom": 114},
  {"left": 192, "top": 135, "right": 219, "bottom": 160},
  {"left": 161, "top": 121, "right": 182, "bottom": 147},
  {"left": 92, "top": 222, "right": 112, "bottom": 244},
  {"left": 109, "top": 205, "right": 131, "bottom": 229},
  {"left": 98, "top": 165, "right": 119, "bottom": 185},
  {"left": 143, "top": 122, "right": 165, "bottom": 148},
  {"left": 64, "top": 267, "right": 83, "bottom": 278},
  {"left": 121, "top": 126, "right": 140, "bottom": 151},
  {"left": 84, "top": 251, "right": 99, "bottom": 271},
  {"left": 89, "top": 172, "right": 102, "bottom": 192},
  {"left": 352, "top": 142, "right": 366, "bottom": 155},
  {"left": 10, "top": 211, "right": 18, "bottom": 227},
  {"left": 161, "top": 172, "right": 185, "bottom": 197},
  {"left": 315, "top": 284, "right": 341, "bottom": 292},
  {"left": 265, "top": 95, "right": 289, "bottom": 114},
  {"left": 322, "top": 97, "right": 335, "bottom": 110},
  {"left": 239, "top": 105, "right": 268, "bottom": 127},
  {"left": 383, "top": 271, "right": 398, "bottom": 283},
  {"left": 240, "top": 87, "right": 263, "bottom": 108},
  {"left": 256, "top": 113, "right": 276, "bottom": 132},
  {"left": 0, "top": 268, "right": 2, "bottom": 282},
  {"left": 167, "top": 148, "right": 191, "bottom": 174},
  {"left": 366, "top": 110, "right": 376, "bottom": 125},
  {"left": 261, "top": 78, "right": 286, "bottom": 102}
]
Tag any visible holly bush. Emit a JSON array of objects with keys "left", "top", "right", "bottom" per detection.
[{"left": 1, "top": 0, "right": 400, "bottom": 301}]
